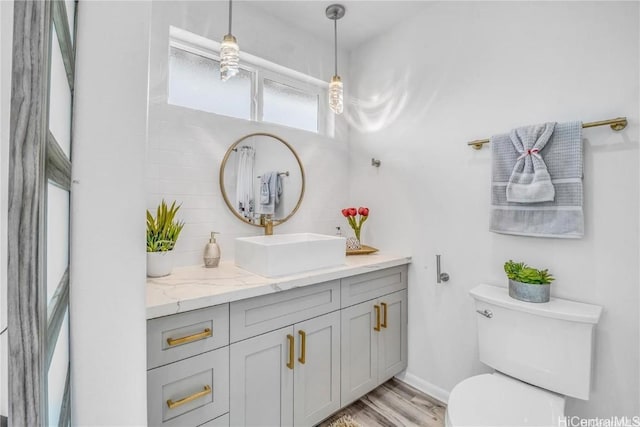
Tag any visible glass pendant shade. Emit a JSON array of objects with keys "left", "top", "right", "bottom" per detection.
[
  {"left": 329, "top": 75, "right": 343, "bottom": 115},
  {"left": 220, "top": 34, "right": 239, "bottom": 81},
  {"left": 326, "top": 4, "right": 345, "bottom": 115}
]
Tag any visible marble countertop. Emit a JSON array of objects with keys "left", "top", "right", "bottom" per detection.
[{"left": 146, "top": 253, "right": 411, "bottom": 319}]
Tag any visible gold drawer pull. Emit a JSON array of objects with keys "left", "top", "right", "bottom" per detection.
[
  {"left": 166, "top": 328, "right": 212, "bottom": 346},
  {"left": 298, "top": 330, "right": 306, "bottom": 364},
  {"left": 374, "top": 305, "right": 381, "bottom": 332},
  {"left": 287, "top": 334, "right": 295, "bottom": 370},
  {"left": 381, "top": 302, "right": 388, "bottom": 328},
  {"left": 167, "top": 385, "right": 211, "bottom": 409}
]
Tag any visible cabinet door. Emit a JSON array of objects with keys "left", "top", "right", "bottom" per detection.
[
  {"left": 340, "top": 301, "right": 378, "bottom": 407},
  {"left": 378, "top": 290, "right": 408, "bottom": 382},
  {"left": 230, "top": 327, "right": 294, "bottom": 426},
  {"left": 293, "top": 311, "right": 341, "bottom": 426}
]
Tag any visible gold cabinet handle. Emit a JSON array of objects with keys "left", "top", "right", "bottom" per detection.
[
  {"left": 287, "top": 334, "right": 295, "bottom": 370},
  {"left": 381, "top": 302, "right": 388, "bottom": 329},
  {"left": 166, "top": 328, "right": 212, "bottom": 346},
  {"left": 167, "top": 385, "right": 211, "bottom": 409},
  {"left": 298, "top": 330, "right": 306, "bottom": 364},
  {"left": 374, "top": 305, "right": 381, "bottom": 332}
]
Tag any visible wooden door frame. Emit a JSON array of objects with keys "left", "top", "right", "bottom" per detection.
[
  {"left": 8, "top": 1, "right": 51, "bottom": 424},
  {"left": 8, "top": 1, "right": 76, "bottom": 424}
]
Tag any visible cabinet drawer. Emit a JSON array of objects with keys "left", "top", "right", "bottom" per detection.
[
  {"left": 148, "top": 347, "right": 229, "bottom": 427},
  {"left": 341, "top": 266, "right": 407, "bottom": 308},
  {"left": 148, "top": 304, "right": 229, "bottom": 369},
  {"left": 230, "top": 280, "right": 340, "bottom": 342},
  {"left": 198, "top": 413, "right": 229, "bottom": 427}
]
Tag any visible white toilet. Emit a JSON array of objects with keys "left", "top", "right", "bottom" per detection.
[{"left": 445, "top": 284, "right": 602, "bottom": 427}]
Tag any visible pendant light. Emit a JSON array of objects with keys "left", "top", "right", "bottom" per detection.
[
  {"left": 326, "top": 4, "right": 345, "bottom": 114},
  {"left": 220, "top": 0, "right": 239, "bottom": 81}
]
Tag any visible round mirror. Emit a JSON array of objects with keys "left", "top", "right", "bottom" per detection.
[{"left": 220, "top": 133, "right": 305, "bottom": 227}]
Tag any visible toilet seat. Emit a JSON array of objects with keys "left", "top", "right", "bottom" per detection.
[{"left": 446, "top": 373, "right": 565, "bottom": 427}]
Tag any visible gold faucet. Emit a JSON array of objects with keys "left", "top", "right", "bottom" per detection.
[{"left": 262, "top": 214, "right": 274, "bottom": 236}]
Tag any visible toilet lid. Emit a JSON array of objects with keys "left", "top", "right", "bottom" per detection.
[{"left": 447, "top": 373, "right": 565, "bottom": 427}]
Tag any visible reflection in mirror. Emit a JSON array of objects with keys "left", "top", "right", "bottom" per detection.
[{"left": 220, "top": 133, "right": 305, "bottom": 227}]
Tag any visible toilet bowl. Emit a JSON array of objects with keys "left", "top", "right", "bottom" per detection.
[
  {"left": 445, "top": 284, "right": 602, "bottom": 427},
  {"left": 445, "top": 373, "right": 565, "bottom": 427}
]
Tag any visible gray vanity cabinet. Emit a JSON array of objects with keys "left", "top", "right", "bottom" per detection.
[
  {"left": 293, "top": 311, "right": 341, "bottom": 426},
  {"left": 339, "top": 264, "right": 408, "bottom": 407},
  {"left": 340, "top": 288, "right": 408, "bottom": 407},
  {"left": 340, "top": 299, "right": 379, "bottom": 405},
  {"left": 377, "top": 289, "right": 408, "bottom": 382},
  {"left": 147, "top": 347, "right": 229, "bottom": 427},
  {"left": 147, "top": 305, "right": 230, "bottom": 426},
  {"left": 147, "top": 304, "right": 229, "bottom": 370},
  {"left": 229, "top": 326, "right": 294, "bottom": 427},
  {"left": 147, "top": 263, "right": 409, "bottom": 427},
  {"left": 229, "top": 311, "right": 341, "bottom": 427}
]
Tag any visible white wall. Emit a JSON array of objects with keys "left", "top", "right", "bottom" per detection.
[
  {"left": 70, "top": 2, "right": 150, "bottom": 424},
  {"left": 147, "top": 1, "right": 350, "bottom": 267},
  {"left": 0, "top": 0, "right": 13, "bottom": 419},
  {"left": 348, "top": 1, "right": 639, "bottom": 417}
]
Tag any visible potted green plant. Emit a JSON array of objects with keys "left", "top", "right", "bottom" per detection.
[
  {"left": 504, "top": 260, "right": 554, "bottom": 303},
  {"left": 146, "top": 200, "right": 185, "bottom": 277}
]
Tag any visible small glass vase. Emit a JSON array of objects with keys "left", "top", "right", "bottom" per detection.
[
  {"left": 346, "top": 228, "right": 362, "bottom": 250},
  {"left": 346, "top": 237, "right": 361, "bottom": 250}
]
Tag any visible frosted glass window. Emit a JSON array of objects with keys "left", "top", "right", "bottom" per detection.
[
  {"left": 46, "top": 184, "right": 69, "bottom": 304},
  {"left": 47, "top": 310, "right": 69, "bottom": 426},
  {"left": 48, "top": 28, "right": 72, "bottom": 157},
  {"left": 168, "top": 47, "right": 252, "bottom": 120},
  {"left": 263, "top": 79, "right": 318, "bottom": 133}
]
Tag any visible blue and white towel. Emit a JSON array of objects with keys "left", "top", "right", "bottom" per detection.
[
  {"left": 257, "top": 171, "right": 282, "bottom": 215},
  {"left": 490, "top": 121, "right": 584, "bottom": 238}
]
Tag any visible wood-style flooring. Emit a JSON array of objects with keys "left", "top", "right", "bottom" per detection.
[{"left": 318, "top": 378, "right": 446, "bottom": 427}]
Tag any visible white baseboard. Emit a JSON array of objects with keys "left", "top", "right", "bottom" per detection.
[{"left": 395, "top": 371, "right": 450, "bottom": 405}]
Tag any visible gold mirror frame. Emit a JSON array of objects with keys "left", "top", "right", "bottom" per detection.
[{"left": 219, "top": 133, "right": 306, "bottom": 228}]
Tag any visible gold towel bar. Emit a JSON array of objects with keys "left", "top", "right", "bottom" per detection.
[{"left": 467, "top": 117, "right": 628, "bottom": 150}]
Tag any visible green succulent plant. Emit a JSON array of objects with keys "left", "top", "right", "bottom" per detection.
[
  {"left": 504, "top": 260, "right": 554, "bottom": 285},
  {"left": 146, "top": 200, "right": 185, "bottom": 252}
]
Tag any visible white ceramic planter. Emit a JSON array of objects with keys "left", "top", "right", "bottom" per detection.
[{"left": 147, "top": 251, "right": 175, "bottom": 278}]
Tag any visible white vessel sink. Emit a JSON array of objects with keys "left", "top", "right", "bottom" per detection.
[{"left": 235, "top": 233, "right": 347, "bottom": 277}]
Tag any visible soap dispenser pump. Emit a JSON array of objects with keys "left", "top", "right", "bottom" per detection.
[{"left": 204, "top": 232, "right": 221, "bottom": 268}]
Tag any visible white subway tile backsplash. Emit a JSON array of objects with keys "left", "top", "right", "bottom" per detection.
[
  {"left": 148, "top": 165, "right": 216, "bottom": 184},
  {"left": 148, "top": 179, "right": 217, "bottom": 196}
]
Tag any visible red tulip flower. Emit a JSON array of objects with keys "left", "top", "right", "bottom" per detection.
[{"left": 341, "top": 206, "right": 369, "bottom": 242}]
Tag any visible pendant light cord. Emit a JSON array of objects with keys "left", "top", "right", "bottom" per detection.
[
  {"left": 334, "top": 17, "right": 338, "bottom": 76},
  {"left": 228, "top": 0, "right": 233, "bottom": 35}
]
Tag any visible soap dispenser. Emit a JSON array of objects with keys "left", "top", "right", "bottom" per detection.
[{"left": 204, "top": 232, "right": 221, "bottom": 268}]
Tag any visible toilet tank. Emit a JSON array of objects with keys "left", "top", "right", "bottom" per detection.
[{"left": 470, "top": 284, "right": 602, "bottom": 400}]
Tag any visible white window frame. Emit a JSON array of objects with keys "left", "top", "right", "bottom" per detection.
[{"left": 168, "top": 26, "right": 333, "bottom": 136}]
